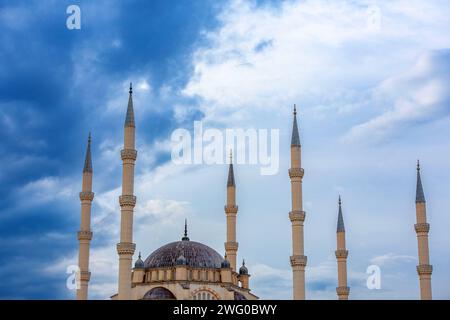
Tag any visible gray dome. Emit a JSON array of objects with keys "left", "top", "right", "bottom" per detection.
[
  {"left": 239, "top": 261, "right": 248, "bottom": 275},
  {"left": 144, "top": 240, "right": 224, "bottom": 269},
  {"left": 134, "top": 252, "right": 145, "bottom": 269},
  {"left": 221, "top": 258, "right": 231, "bottom": 269}
]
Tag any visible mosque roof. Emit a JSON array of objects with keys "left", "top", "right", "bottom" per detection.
[{"left": 144, "top": 240, "right": 225, "bottom": 269}]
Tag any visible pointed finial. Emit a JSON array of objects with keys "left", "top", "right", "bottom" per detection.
[
  {"left": 337, "top": 195, "right": 345, "bottom": 232},
  {"left": 83, "top": 132, "right": 93, "bottom": 173},
  {"left": 291, "top": 104, "right": 300, "bottom": 146},
  {"left": 182, "top": 219, "right": 190, "bottom": 241},
  {"left": 138, "top": 251, "right": 141, "bottom": 259},
  {"left": 416, "top": 160, "right": 426, "bottom": 203},
  {"left": 242, "top": 259, "right": 245, "bottom": 266},
  {"left": 230, "top": 149, "right": 233, "bottom": 164},
  {"left": 125, "top": 82, "right": 135, "bottom": 127},
  {"left": 227, "top": 152, "right": 236, "bottom": 187}
]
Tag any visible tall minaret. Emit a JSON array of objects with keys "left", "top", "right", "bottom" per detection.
[
  {"left": 289, "top": 104, "right": 307, "bottom": 300},
  {"left": 415, "top": 160, "right": 432, "bottom": 300},
  {"left": 77, "top": 133, "right": 94, "bottom": 300},
  {"left": 225, "top": 150, "right": 238, "bottom": 271},
  {"left": 117, "top": 83, "right": 137, "bottom": 300},
  {"left": 335, "top": 196, "right": 350, "bottom": 300}
]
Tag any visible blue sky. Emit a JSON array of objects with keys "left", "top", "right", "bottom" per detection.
[{"left": 0, "top": 0, "right": 450, "bottom": 299}]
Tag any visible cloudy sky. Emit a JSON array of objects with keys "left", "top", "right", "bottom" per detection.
[{"left": 1, "top": 0, "right": 450, "bottom": 299}]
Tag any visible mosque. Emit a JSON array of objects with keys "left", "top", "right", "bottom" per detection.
[{"left": 75, "top": 84, "right": 433, "bottom": 300}]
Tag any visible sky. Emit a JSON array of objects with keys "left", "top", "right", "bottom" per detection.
[{"left": 0, "top": 0, "right": 450, "bottom": 300}]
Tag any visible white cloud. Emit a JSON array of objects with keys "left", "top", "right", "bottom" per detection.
[
  {"left": 370, "top": 253, "right": 416, "bottom": 267},
  {"left": 182, "top": 0, "right": 450, "bottom": 127},
  {"left": 345, "top": 51, "right": 450, "bottom": 142}
]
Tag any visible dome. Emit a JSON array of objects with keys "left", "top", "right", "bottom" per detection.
[
  {"left": 239, "top": 260, "right": 248, "bottom": 275},
  {"left": 221, "top": 258, "right": 231, "bottom": 269},
  {"left": 134, "top": 252, "right": 145, "bottom": 269},
  {"left": 144, "top": 240, "right": 224, "bottom": 269}
]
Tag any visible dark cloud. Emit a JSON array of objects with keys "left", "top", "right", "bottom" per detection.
[{"left": 0, "top": 0, "right": 222, "bottom": 298}]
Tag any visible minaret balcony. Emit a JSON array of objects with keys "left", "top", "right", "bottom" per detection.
[
  {"left": 289, "top": 211, "right": 306, "bottom": 222},
  {"left": 117, "top": 242, "right": 136, "bottom": 255},
  {"left": 414, "top": 223, "right": 430, "bottom": 233},
  {"left": 119, "top": 195, "right": 137, "bottom": 207},
  {"left": 288, "top": 168, "right": 304, "bottom": 179},
  {"left": 121, "top": 149, "right": 137, "bottom": 161},
  {"left": 225, "top": 241, "right": 239, "bottom": 251},
  {"left": 224, "top": 205, "right": 238, "bottom": 214},
  {"left": 79, "top": 271, "right": 91, "bottom": 282},
  {"left": 290, "top": 255, "right": 307, "bottom": 267},
  {"left": 416, "top": 264, "right": 433, "bottom": 275},
  {"left": 79, "top": 191, "right": 94, "bottom": 201},
  {"left": 336, "top": 286, "right": 350, "bottom": 296},
  {"left": 335, "top": 249, "right": 348, "bottom": 259},
  {"left": 77, "top": 230, "right": 93, "bottom": 241}
]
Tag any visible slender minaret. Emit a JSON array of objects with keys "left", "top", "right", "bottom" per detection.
[
  {"left": 335, "top": 196, "right": 350, "bottom": 300},
  {"left": 77, "top": 133, "right": 94, "bottom": 300},
  {"left": 415, "top": 160, "right": 432, "bottom": 300},
  {"left": 289, "top": 104, "right": 307, "bottom": 300},
  {"left": 117, "top": 83, "right": 137, "bottom": 300},
  {"left": 225, "top": 150, "right": 238, "bottom": 271}
]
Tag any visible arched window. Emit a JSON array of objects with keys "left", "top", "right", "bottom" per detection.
[
  {"left": 143, "top": 287, "right": 176, "bottom": 300},
  {"left": 192, "top": 290, "right": 218, "bottom": 300}
]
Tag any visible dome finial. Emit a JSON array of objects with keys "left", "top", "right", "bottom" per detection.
[{"left": 182, "top": 218, "right": 190, "bottom": 241}]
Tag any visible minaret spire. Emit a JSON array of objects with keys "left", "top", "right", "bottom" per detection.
[
  {"left": 335, "top": 196, "right": 349, "bottom": 300},
  {"left": 117, "top": 83, "right": 138, "bottom": 300},
  {"left": 416, "top": 160, "right": 425, "bottom": 203},
  {"left": 291, "top": 104, "right": 300, "bottom": 146},
  {"left": 289, "top": 104, "right": 307, "bottom": 300},
  {"left": 227, "top": 149, "right": 235, "bottom": 187},
  {"left": 414, "top": 160, "right": 432, "bottom": 299},
  {"left": 83, "top": 132, "right": 92, "bottom": 173},
  {"left": 337, "top": 195, "right": 345, "bottom": 232},
  {"left": 125, "top": 82, "right": 135, "bottom": 127},
  {"left": 77, "top": 133, "right": 94, "bottom": 300},
  {"left": 225, "top": 149, "right": 239, "bottom": 271}
]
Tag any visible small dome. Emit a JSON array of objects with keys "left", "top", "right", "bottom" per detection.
[
  {"left": 134, "top": 252, "right": 144, "bottom": 269},
  {"left": 221, "top": 256, "right": 231, "bottom": 269},
  {"left": 175, "top": 254, "right": 187, "bottom": 266},
  {"left": 239, "top": 260, "right": 248, "bottom": 275}
]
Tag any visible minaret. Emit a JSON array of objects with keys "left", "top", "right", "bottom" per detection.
[
  {"left": 335, "top": 196, "right": 350, "bottom": 300},
  {"left": 289, "top": 104, "right": 307, "bottom": 300},
  {"left": 415, "top": 160, "right": 432, "bottom": 300},
  {"left": 77, "top": 133, "right": 94, "bottom": 300},
  {"left": 117, "top": 83, "right": 137, "bottom": 300},
  {"left": 225, "top": 150, "right": 238, "bottom": 271}
]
